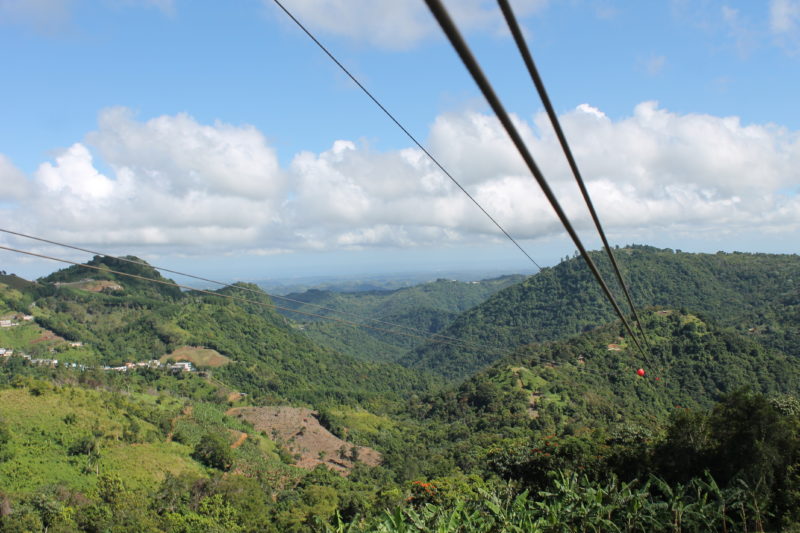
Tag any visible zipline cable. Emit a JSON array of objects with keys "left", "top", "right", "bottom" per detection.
[
  {"left": 424, "top": 0, "right": 648, "bottom": 361},
  {"left": 0, "top": 227, "right": 472, "bottom": 345},
  {"left": 496, "top": 0, "right": 652, "bottom": 352},
  {"left": 272, "top": 0, "right": 543, "bottom": 272},
  {"left": 0, "top": 244, "right": 518, "bottom": 358}
]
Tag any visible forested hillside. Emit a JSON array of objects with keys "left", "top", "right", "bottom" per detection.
[
  {"left": 403, "top": 246, "right": 800, "bottom": 379},
  {"left": 0, "top": 257, "right": 436, "bottom": 408},
  {"left": 2, "top": 249, "right": 800, "bottom": 532},
  {"left": 276, "top": 275, "right": 524, "bottom": 362}
]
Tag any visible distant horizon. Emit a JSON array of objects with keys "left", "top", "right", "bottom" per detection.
[
  {"left": 4, "top": 239, "right": 797, "bottom": 293},
  {"left": 1, "top": 2, "right": 798, "bottom": 289}
]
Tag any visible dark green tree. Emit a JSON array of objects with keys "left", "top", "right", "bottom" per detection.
[{"left": 192, "top": 433, "right": 234, "bottom": 471}]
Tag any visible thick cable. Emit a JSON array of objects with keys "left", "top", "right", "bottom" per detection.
[
  {"left": 424, "top": 0, "right": 647, "bottom": 361},
  {"left": 0, "top": 227, "right": 473, "bottom": 345},
  {"left": 496, "top": 0, "right": 651, "bottom": 352},
  {"left": 272, "top": 0, "right": 542, "bottom": 272},
  {"left": 0, "top": 244, "right": 517, "bottom": 358}
]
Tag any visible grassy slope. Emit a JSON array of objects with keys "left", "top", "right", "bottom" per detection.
[
  {"left": 160, "top": 346, "right": 231, "bottom": 367},
  {"left": 0, "top": 386, "right": 203, "bottom": 494}
]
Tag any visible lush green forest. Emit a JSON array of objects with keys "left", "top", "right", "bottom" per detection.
[
  {"left": 275, "top": 275, "right": 524, "bottom": 362},
  {"left": 1, "top": 247, "right": 799, "bottom": 532},
  {"left": 403, "top": 246, "right": 800, "bottom": 379}
]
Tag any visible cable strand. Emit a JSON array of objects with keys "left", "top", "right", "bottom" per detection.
[
  {"left": 424, "top": 0, "right": 647, "bottom": 361},
  {"left": 496, "top": 0, "right": 652, "bottom": 352},
  {"left": 272, "top": 0, "right": 542, "bottom": 271}
]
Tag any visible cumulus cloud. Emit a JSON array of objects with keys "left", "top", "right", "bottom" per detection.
[
  {"left": 5, "top": 104, "right": 800, "bottom": 257},
  {"left": 88, "top": 108, "right": 282, "bottom": 200},
  {"left": 272, "top": 0, "right": 548, "bottom": 50},
  {"left": 12, "top": 110, "right": 284, "bottom": 250},
  {"left": 283, "top": 103, "right": 800, "bottom": 247}
]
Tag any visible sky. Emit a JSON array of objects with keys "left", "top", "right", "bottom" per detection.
[{"left": 1, "top": 0, "right": 799, "bottom": 284}]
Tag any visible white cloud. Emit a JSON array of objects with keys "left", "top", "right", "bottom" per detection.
[
  {"left": 276, "top": 102, "right": 800, "bottom": 247},
  {"left": 5, "top": 104, "right": 800, "bottom": 257},
  {"left": 88, "top": 107, "right": 283, "bottom": 200},
  {"left": 272, "top": 0, "right": 548, "bottom": 50},
  {"left": 36, "top": 143, "right": 115, "bottom": 201},
  {"left": 13, "top": 110, "right": 284, "bottom": 249}
]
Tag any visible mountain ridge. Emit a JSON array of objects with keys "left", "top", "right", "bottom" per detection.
[{"left": 402, "top": 246, "right": 800, "bottom": 379}]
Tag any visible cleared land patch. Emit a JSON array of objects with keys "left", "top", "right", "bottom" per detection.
[
  {"left": 228, "top": 406, "right": 381, "bottom": 474},
  {"left": 160, "top": 346, "right": 230, "bottom": 367},
  {"left": 58, "top": 279, "right": 124, "bottom": 293}
]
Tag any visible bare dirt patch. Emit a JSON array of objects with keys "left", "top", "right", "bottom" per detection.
[
  {"left": 230, "top": 430, "right": 248, "bottom": 449},
  {"left": 227, "top": 391, "right": 247, "bottom": 403},
  {"left": 160, "top": 346, "right": 230, "bottom": 368},
  {"left": 31, "top": 330, "right": 66, "bottom": 344},
  {"left": 60, "top": 280, "right": 124, "bottom": 293},
  {"left": 227, "top": 406, "right": 381, "bottom": 474}
]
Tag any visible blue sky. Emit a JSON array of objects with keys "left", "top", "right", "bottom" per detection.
[{"left": 1, "top": 0, "right": 799, "bottom": 282}]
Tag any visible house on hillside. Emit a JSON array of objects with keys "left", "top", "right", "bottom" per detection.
[
  {"left": 135, "top": 360, "right": 162, "bottom": 368},
  {"left": 170, "top": 361, "right": 194, "bottom": 372}
]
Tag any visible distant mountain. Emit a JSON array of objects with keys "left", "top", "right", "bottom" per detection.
[
  {"left": 275, "top": 275, "right": 526, "bottom": 362},
  {"left": 255, "top": 269, "right": 532, "bottom": 295},
  {"left": 402, "top": 246, "right": 800, "bottom": 379}
]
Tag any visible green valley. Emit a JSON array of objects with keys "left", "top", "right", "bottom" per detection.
[
  {"left": 1, "top": 247, "right": 799, "bottom": 532},
  {"left": 275, "top": 275, "right": 524, "bottom": 362}
]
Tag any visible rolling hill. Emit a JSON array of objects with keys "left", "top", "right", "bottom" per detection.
[
  {"left": 402, "top": 246, "right": 800, "bottom": 379},
  {"left": 0, "top": 256, "right": 438, "bottom": 408}
]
